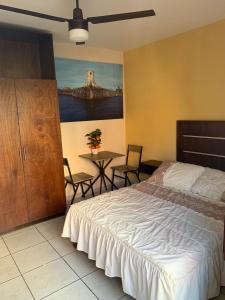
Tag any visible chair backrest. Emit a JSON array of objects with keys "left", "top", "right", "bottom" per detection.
[
  {"left": 126, "top": 144, "right": 143, "bottom": 167},
  {"left": 63, "top": 158, "right": 74, "bottom": 183}
]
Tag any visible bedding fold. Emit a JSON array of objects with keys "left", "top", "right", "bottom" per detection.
[{"left": 62, "top": 184, "right": 225, "bottom": 300}]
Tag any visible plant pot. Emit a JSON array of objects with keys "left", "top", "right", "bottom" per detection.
[{"left": 91, "top": 148, "right": 99, "bottom": 155}]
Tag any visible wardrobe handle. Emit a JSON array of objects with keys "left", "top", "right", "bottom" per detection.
[
  {"left": 19, "top": 148, "right": 22, "bottom": 160},
  {"left": 22, "top": 147, "right": 27, "bottom": 161}
]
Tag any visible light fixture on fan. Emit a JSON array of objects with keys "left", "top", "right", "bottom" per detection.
[
  {"left": 0, "top": 0, "right": 156, "bottom": 45},
  {"left": 69, "top": 20, "right": 89, "bottom": 43},
  {"left": 69, "top": 28, "right": 89, "bottom": 43}
]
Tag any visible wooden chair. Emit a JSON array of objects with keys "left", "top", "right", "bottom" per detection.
[
  {"left": 111, "top": 145, "right": 143, "bottom": 189},
  {"left": 63, "top": 158, "right": 94, "bottom": 205}
]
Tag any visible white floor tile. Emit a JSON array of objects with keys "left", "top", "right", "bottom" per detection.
[
  {"left": 44, "top": 280, "right": 97, "bottom": 300},
  {"left": 0, "top": 276, "right": 33, "bottom": 300},
  {"left": 2, "top": 226, "right": 35, "bottom": 238},
  {"left": 64, "top": 250, "right": 97, "bottom": 278},
  {"left": 0, "top": 255, "right": 20, "bottom": 284},
  {"left": 24, "top": 258, "right": 78, "bottom": 299},
  {"left": 13, "top": 242, "right": 60, "bottom": 273},
  {"left": 0, "top": 239, "right": 9, "bottom": 258},
  {"left": 83, "top": 269, "right": 124, "bottom": 300},
  {"left": 35, "top": 216, "right": 65, "bottom": 240},
  {"left": 48, "top": 237, "right": 75, "bottom": 256},
  {"left": 3, "top": 227, "right": 45, "bottom": 253}
]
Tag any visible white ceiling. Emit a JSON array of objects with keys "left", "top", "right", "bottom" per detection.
[{"left": 0, "top": 0, "right": 225, "bottom": 51}]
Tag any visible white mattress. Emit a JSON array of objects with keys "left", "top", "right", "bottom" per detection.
[{"left": 62, "top": 186, "right": 224, "bottom": 300}]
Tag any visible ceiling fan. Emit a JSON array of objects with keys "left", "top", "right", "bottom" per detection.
[{"left": 0, "top": 1, "right": 156, "bottom": 45}]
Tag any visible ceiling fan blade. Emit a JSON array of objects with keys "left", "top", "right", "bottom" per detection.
[
  {"left": 87, "top": 10, "right": 155, "bottom": 24},
  {"left": 0, "top": 5, "right": 69, "bottom": 22}
]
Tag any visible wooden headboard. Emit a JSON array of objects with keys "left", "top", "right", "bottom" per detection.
[{"left": 177, "top": 121, "right": 225, "bottom": 171}]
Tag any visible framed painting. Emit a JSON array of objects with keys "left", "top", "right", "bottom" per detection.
[{"left": 55, "top": 58, "right": 123, "bottom": 122}]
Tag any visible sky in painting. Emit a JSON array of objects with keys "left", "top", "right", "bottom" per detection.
[{"left": 55, "top": 58, "right": 123, "bottom": 90}]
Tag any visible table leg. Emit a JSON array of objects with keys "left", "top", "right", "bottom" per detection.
[
  {"left": 103, "top": 176, "right": 108, "bottom": 190},
  {"left": 101, "top": 159, "right": 119, "bottom": 190},
  {"left": 97, "top": 161, "right": 103, "bottom": 194},
  {"left": 82, "top": 173, "right": 101, "bottom": 196},
  {"left": 82, "top": 158, "right": 120, "bottom": 196},
  {"left": 100, "top": 174, "right": 103, "bottom": 194},
  {"left": 100, "top": 160, "right": 108, "bottom": 191},
  {"left": 104, "top": 173, "right": 119, "bottom": 190}
]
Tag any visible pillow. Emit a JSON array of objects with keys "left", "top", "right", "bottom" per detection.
[
  {"left": 163, "top": 162, "right": 205, "bottom": 192},
  {"left": 191, "top": 167, "right": 225, "bottom": 201},
  {"left": 147, "top": 161, "right": 175, "bottom": 185}
]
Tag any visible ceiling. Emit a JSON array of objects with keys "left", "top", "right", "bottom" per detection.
[{"left": 0, "top": 0, "right": 225, "bottom": 51}]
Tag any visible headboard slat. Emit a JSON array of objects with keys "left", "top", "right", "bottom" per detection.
[
  {"left": 183, "top": 151, "right": 225, "bottom": 159},
  {"left": 177, "top": 121, "right": 225, "bottom": 171},
  {"left": 183, "top": 136, "right": 225, "bottom": 156}
]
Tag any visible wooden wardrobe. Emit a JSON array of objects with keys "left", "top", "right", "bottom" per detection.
[{"left": 0, "top": 27, "right": 66, "bottom": 233}]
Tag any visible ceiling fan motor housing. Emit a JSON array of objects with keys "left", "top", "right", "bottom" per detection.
[{"left": 69, "top": 19, "right": 88, "bottom": 31}]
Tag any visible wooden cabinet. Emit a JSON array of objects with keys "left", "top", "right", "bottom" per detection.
[
  {"left": 0, "top": 79, "right": 28, "bottom": 231},
  {"left": 0, "top": 79, "right": 66, "bottom": 232}
]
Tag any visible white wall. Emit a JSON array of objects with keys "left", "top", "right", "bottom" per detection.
[{"left": 53, "top": 42, "right": 126, "bottom": 195}]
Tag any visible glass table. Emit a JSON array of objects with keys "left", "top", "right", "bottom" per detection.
[{"left": 79, "top": 151, "right": 124, "bottom": 195}]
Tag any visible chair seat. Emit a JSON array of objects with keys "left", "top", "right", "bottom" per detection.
[
  {"left": 65, "top": 172, "right": 94, "bottom": 184},
  {"left": 111, "top": 164, "right": 138, "bottom": 173}
]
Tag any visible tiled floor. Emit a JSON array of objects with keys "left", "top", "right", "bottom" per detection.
[
  {"left": 0, "top": 214, "right": 225, "bottom": 300},
  {"left": 0, "top": 215, "right": 130, "bottom": 300}
]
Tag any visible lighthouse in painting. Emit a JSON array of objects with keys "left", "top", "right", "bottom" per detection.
[
  {"left": 58, "top": 69, "right": 123, "bottom": 100},
  {"left": 86, "top": 70, "right": 96, "bottom": 87}
]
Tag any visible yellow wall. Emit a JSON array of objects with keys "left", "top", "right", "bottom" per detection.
[{"left": 124, "top": 19, "right": 225, "bottom": 161}]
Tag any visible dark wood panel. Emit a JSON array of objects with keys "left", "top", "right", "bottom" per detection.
[
  {"left": 38, "top": 34, "right": 56, "bottom": 80},
  {"left": 0, "top": 40, "right": 41, "bottom": 79},
  {"left": 0, "top": 26, "right": 42, "bottom": 42},
  {"left": 182, "top": 152, "right": 225, "bottom": 172},
  {"left": 183, "top": 137, "right": 225, "bottom": 156},
  {"left": 177, "top": 120, "right": 225, "bottom": 171},
  {"left": 0, "top": 79, "right": 28, "bottom": 232},
  {"left": 177, "top": 121, "right": 225, "bottom": 138},
  {"left": 15, "top": 79, "right": 66, "bottom": 221},
  {"left": 0, "top": 26, "right": 55, "bottom": 80}
]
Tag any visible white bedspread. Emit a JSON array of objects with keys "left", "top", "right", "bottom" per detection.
[{"left": 62, "top": 186, "right": 224, "bottom": 300}]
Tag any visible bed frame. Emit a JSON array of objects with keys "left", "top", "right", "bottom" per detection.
[{"left": 177, "top": 120, "right": 225, "bottom": 258}]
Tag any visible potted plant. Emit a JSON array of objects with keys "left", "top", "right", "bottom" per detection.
[{"left": 85, "top": 129, "right": 102, "bottom": 154}]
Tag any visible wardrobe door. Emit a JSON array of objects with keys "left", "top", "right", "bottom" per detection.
[
  {"left": 0, "top": 79, "right": 28, "bottom": 232},
  {"left": 15, "top": 79, "right": 66, "bottom": 221}
]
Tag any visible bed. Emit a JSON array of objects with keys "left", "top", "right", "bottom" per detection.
[{"left": 62, "top": 121, "right": 225, "bottom": 300}]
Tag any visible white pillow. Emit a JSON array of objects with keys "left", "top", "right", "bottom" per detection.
[
  {"left": 163, "top": 162, "right": 205, "bottom": 192},
  {"left": 191, "top": 168, "right": 225, "bottom": 201}
]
